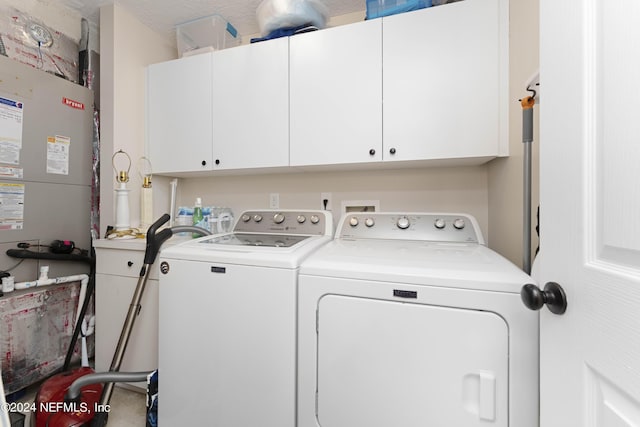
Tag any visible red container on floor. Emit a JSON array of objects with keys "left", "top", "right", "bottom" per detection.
[{"left": 33, "top": 367, "right": 103, "bottom": 427}]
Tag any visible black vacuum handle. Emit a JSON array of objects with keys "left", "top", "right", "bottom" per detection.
[{"left": 144, "top": 214, "right": 172, "bottom": 265}]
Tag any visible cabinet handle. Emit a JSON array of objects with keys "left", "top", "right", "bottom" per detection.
[
  {"left": 127, "top": 261, "right": 133, "bottom": 267},
  {"left": 369, "top": 149, "right": 376, "bottom": 156},
  {"left": 389, "top": 148, "right": 397, "bottom": 155},
  {"left": 201, "top": 160, "right": 207, "bottom": 166},
  {"left": 215, "top": 159, "right": 220, "bottom": 165}
]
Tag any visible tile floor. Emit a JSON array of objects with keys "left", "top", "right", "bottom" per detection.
[{"left": 15, "top": 381, "right": 147, "bottom": 426}]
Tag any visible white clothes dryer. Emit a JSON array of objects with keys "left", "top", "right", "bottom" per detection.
[
  {"left": 158, "top": 210, "right": 333, "bottom": 427},
  {"left": 297, "top": 212, "right": 539, "bottom": 427}
]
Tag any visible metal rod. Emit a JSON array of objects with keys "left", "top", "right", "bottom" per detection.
[
  {"left": 523, "top": 141, "right": 533, "bottom": 274},
  {"left": 521, "top": 96, "right": 535, "bottom": 275}
]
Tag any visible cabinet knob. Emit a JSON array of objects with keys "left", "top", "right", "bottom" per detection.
[
  {"left": 369, "top": 149, "right": 376, "bottom": 156},
  {"left": 127, "top": 261, "right": 134, "bottom": 267},
  {"left": 201, "top": 160, "right": 207, "bottom": 166},
  {"left": 215, "top": 159, "right": 220, "bottom": 165},
  {"left": 389, "top": 148, "right": 397, "bottom": 155}
]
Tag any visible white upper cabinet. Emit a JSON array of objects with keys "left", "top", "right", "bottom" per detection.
[
  {"left": 382, "top": 0, "right": 508, "bottom": 162},
  {"left": 146, "top": 0, "right": 508, "bottom": 175},
  {"left": 290, "top": 19, "right": 383, "bottom": 166},
  {"left": 146, "top": 53, "right": 213, "bottom": 173},
  {"left": 212, "top": 37, "right": 289, "bottom": 170}
]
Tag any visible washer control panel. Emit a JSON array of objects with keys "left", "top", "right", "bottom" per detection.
[
  {"left": 338, "top": 213, "right": 482, "bottom": 244},
  {"left": 234, "top": 210, "right": 331, "bottom": 236}
]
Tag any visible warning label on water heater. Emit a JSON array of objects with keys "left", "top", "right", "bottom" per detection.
[
  {"left": 0, "top": 182, "right": 24, "bottom": 230},
  {"left": 0, "top": 96, "right": 23, "bottom": 165},
  {"left": 47, "top": 135, "right": 70, "bottom": 175}
]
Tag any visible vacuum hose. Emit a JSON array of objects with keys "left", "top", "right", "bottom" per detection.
[{"left": 65, "top": 372, "right": 152, "bottom": 402}]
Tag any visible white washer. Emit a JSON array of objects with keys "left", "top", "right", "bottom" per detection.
[
  {"left": 158, "top": 209, "right": 333, "bottom": 427},
  {"left": 298, "top": 212, "right": 539, "bottom": 427}
]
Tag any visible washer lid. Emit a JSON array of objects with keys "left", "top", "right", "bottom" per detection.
[
  {"left": 299, "top": 239, "right": 533, "bottom": 293},
  {"left": 160, "top": 233, "right": 332, "bottom": 268},
  {"left": 200, "top": 233, "right": 311, "bottom": 248}
]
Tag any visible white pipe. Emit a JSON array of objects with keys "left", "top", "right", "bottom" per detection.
[
  {"left": 169, "top": 178, "right": 179, "bottom": 228},
  {"left": 81, "top": 316, "right": 96, "bottom": 367},
  {"left": 81, "top": 319, "right": 89, "bottom": 367},
  {"left": 13, "top": 273, "right": 89, "bottom": 291}
]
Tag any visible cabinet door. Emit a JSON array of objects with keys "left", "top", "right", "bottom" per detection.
[
  {"left": 146, "top": 53, "right": 213, "bottom": 173},
  {"left": 383, "top": 0, "right": 508, "bottom": 162},
  {"left": 212, "top": 38, "right": 289, "bottom": 170},
  {"left": 290, "top": 20, "right": 383, "bottom": 166}
]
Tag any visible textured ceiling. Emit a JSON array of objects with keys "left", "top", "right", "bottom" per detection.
[{"left": 58, "top": 0, "right": 366, "bottom": 40}]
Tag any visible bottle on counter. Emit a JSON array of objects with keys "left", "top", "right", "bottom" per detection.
[{"left": 192, "top": 197, "right": 205, "bottom": 237}]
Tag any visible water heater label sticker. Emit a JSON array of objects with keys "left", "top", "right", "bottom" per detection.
[
  {"left": 0, "top": 182, "right": 24, "bottom": 230},
  {"left": 0, "top": 96, "right": 24, "bottom": 165},
  {"left": 46, "top": 135, "right": 70, "bottom": 175},
  {"left": 0, "top": 167, "right": 23, "bottom": 179}
]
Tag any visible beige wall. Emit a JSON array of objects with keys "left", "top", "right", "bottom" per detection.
[
  {"left": 99, "top": 4, "right": 175, "bottom": 238},
  {"left": 174, "top": 166, "right": 490, "bottom": 236},
  {"left": 488, "top": 0, "right": 540, "bottom": 267}
]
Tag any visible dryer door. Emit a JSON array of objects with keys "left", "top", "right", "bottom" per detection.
[{"left": 316, "top": 295, "right": 508, "bottom": 427}]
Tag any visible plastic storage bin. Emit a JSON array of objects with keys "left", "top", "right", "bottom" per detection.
[
  {"left": 176, "top": 14, "right": 240, "bottom": 58},
  {"left": 365, "top": 0, "right": 432, "bottom": 19}
]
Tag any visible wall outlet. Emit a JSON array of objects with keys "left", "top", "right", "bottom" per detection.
[
  {"left": 321, "top": 192, "right": 332, "bottom": 211},
  {"left": 269, "top": 193, "right": 279, "bottom": 209}
]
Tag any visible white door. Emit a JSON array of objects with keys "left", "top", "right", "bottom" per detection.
[{"left": 539, "top": 0, "right": 640, "bottom": 425}]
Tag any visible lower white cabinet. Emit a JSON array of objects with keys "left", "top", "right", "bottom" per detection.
[{"left": 94, "top": 240, "right": 160, "bottom": 391}]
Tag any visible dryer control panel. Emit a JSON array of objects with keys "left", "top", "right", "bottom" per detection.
[{"left": 338, "top": 213, "right": 483, "bottom": 244}]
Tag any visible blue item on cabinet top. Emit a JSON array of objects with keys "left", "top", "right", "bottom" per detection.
[
  {"left": 250, "top": 24, "right": 319, "bottom": 43},
  {"left": 365, "top": 0, "right": 432, "bottom": 19}
]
